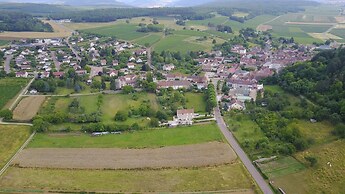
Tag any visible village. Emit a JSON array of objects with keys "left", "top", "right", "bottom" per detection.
[{"left": 0, "top": 32, "right": 317, "bottom": 127}]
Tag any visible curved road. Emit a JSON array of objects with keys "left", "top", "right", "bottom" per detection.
[{"left": 214, "top": 107, "right": 273, "bottom": 194}]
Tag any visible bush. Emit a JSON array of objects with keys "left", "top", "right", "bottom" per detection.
[
  {"left": 332, "top": 124, "right": 345, "bottom": 138},
  {"left": 305, "top": 156, "right": 317, "bottom": 167},
  {"left": 115, "top": 110, "right": 128, "bottom": 121},
  {"left": 0, "top": 109, "right": 13, "bottom": 120}
]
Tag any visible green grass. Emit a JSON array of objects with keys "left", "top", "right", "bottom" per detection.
[
  {"left": 330, "top": 28, "right": 345, "bottom": 41},
  {"left": 82, "top": 23, "right": 148, "bottom": 41},
  {"left": 0, "top": 40, "right": 9, "bottom": 46},
  {"left": 0, "top": 163, "right": 257, "bottom": 193},
  {"left": 101, "top": 93, "right": 158, "bottom": 124},
  {"left": 0, "top": 78, "right": 28, "bottom": 110},
  {"left": 154, "top": 34, "right": 210, "bottom": 53},
  {"left": 257, "top": 156, "right": 306, "bottom": 179},
  {"left": 28, "top": 124, "right": 224, "bottom": 148},
  {"left": 273, "top": 140, "right": 345, "bottom": 194},
  {"left": 185, "top": 92, "right": 206, "bottom": 113},
  {"left": 187, "top": 16, "right": 229, "bottom": 26},
  {"left": 0, "top": 125, "right": 31, "bottom": 169},
  {"left": 133, "top": 33, "right": 162, "bottom": 46}
]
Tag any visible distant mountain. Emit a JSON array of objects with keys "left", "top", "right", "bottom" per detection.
[
  {"left": 0, "top": 0, "right": 131, "bottom": 7},
  {"left": 167, "top": 0, "right": 214, "bottom": 7}
]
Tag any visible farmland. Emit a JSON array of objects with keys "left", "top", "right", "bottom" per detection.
[
  {"left": 0, "top": 125, "right": 31, "bottom": 169},
  {"left": 0, "top": 20, "right": 72, "bottom": 40},
  {"left": 0, "top": 78, "right": 28, "bottom": 110},
  {"left": 29, "top": 124, "right": 224, "bottom": 148},
  {"left": 13, "top": 96, "right": 45, "bottom": 121},
  {"left": 0, "top": 163, "right": 257, "bottom": 193},
  {"left": 14, "top": 142, "right": 236, "bottom": 169}
]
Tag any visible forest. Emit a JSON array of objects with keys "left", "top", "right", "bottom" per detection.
[{"left": 0, "top": 11, "right": 53, "bottom": 32}]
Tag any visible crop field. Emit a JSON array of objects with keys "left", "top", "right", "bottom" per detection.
[
  {"left": 13, "top": 96, "right": 45, "bottom": 121},
  {"left": 272, "top": 140, "right": 345, "bottom": 194},
  {"left": 154, "top": 34, "right": 210, "bottom": 53},
  {"left": 0, "top": 20, "right": 72, "bottom": 40},
  {"left": 0, "top": 163, "right": 257, "bottom": 193},
  {"left": 133, "top": 34, "right": 162, "bottom": 46},
  {"left": 330, "top": 28, "right": 345, "bottom": 40},
  {"left": 0, "top": 40, "right": 9, "bottom": 46},
  {"left": 0, "top": 125, "right": 31, "bottom": 169},
  {"left": 0, "top": 78, "right": 28, "bottom": 110},
  {"left": 185, "top": 92, "right": 207, "bottom": 113},
  {"left": 62, "top": 21, "right": 118, "bottom": 30},
  {"left": 28, "top": 124, "right": 224, "bottom": 148},
  {"left": 82, "top": 23, "right": 149, "bottom": 41},
  {"left": 257, "top": 156, "right": 305, "bottom": 179},
  {"left": 14, "top": 142, "right": 236, "bottom": 169}
]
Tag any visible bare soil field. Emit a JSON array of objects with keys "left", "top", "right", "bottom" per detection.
[
  {"left": 13, "top": 96, "right": 45, "bottom": 121},
  {"left": 0, "top": 20, "right": 72, "bottom": 40},
  {"left": 257, "top": 24, "right": 273, "bottom": 31},
  {"left": 13, "top": 142, "right": 237, "bottom": 169}
]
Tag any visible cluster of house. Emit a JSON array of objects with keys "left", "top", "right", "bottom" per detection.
[{"left": 196, "top": 44, "right": 313, "bottom": 111}]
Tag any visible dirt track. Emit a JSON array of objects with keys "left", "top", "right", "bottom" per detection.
[
  {"left": 13, "top": 142, "right": 237, "bottom": 169},
  {"left": 13, "top": 96, "right": 45, "bottom": 121}
]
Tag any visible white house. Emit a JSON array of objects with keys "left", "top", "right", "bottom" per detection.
[
  {"left": 176, "top": 109, "right": 195, "bottom": 125},
  {"left": 16, "top": 71, "right": 28, "bottom": 78},
  {"left": 163, "top": 64, "right": 175, "bottom": 71}
]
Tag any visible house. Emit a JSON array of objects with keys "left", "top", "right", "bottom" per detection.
[
  {"left": 100, "top": 59, "right": 107, "bottom": 66},
  {"left": 16, "top": 71, "right": 28, "bottom": 78},
  {"left": 128, "top": 56, "right": 136, "bottom": 62},
  {"left": 109, "top": 70, "right": 118, "bottom": 77},
  {"left": 76, "top": 70, "right": 87, "bottom": 76},
  {"left": 127, "top": 63, "right": 136, "bottom": 69},
  {"left": 116, "top": 74, "right": 137, "bottom": 89},
  {"left": 136, "top": 58, "right": 143, "bottom": 64},
  {"left": 157, "top": 80, "right": 191, "bottom": 90},
  {"left": 112, "top": 60, "right": 119, "bottom": 66},
  {"left": 53, "top": 72, "right": 65, "bottom": 78},
  {"left": 176, "top": 109, "right": 195, "bottom": 125},
  {"left": 163, "top": 64, "right": 175, "bottom": 71},
  {"left": 134, "top": 49, "right": 147, "bottom": 56},
  {"left": 225, "top": 99, "right": 246, "bottom": 111},
  {"left": 29, "top": 89, "right": 38, "bottom": 94}
]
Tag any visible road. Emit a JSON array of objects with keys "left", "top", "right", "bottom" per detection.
[
  {"left": 51, "top": 51, "right": 61, "bottom": 71},
  {"left": 66, "top": 36, "right": 81, "bottom": 62},
  {"left": 3, "top": 55, "right": 13, "bottom": 74},
  {"left": 146, "top": 47, "right": 156, "bottom": 70},
  {"left": 214, "top": 107, "right": 273, "bottom": 194}
]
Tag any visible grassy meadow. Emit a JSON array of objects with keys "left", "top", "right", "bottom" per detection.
[
  {"left": 0, "top": 78, "right": 28, "bottom": 110},
  {"left": 0, "top": 163, "right": 258, "bottom": 193},
  {"left": 28, "top": 124, "right": 223, "bottom": 148},
  {"left": 0, "top": 125, "right": 31, "bottom": 169}
]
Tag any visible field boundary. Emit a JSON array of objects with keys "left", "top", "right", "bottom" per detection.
[{"left": 0, "top": 131, "right": 35, "bottom": 177}]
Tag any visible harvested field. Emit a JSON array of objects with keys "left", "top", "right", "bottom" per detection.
[
  {"left": 13, "top": 142, "right": 236, "bottom": 169},
  {"left": 13, "top": 96, "right": 45, "bottom": 121},
  {"left": 308, "top": 32, "right": 343, "bottom": 40},
  {"left": 0, "top": 20, "right": 72, "bottom": 40}
]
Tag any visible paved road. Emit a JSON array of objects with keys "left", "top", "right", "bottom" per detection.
[
  {"left": 214, "top": 107, "right": 273, "bottom": 194},
  {"left": 4, "top": 55, "right": 13, "bottom": 74},
  {"left": 66, "top": 36, "right": 81, "bottom": 62},
  {"left": 146, "top": 47, "right": 156, "bottom": 70}
]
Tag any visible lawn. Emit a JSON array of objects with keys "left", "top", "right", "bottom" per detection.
[
  {"left": 257, "top": 156, "right": 305, "bottom": 179},
  {"left": 0, "top": 163, "right": 258, "bottom": 193},
  {"left": 82, "top": 23, "right": 148, "bottom": 41},
  {"left": 28, "top": 124, "right": 224, "bottom": 148},
  {"left": 0, "top": 78, "right": 28, "bottom": 110},
  {"left": 185, "top": 92, "right": 207, "bottom": 113},
  {"left": 0, "top": 125, "right": 31, "bottom": 169},
  {"left": 272, "top": 140, "right": 345, "bottom": 194}
]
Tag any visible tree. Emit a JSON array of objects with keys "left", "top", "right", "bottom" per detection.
[
  {"left": 32, "top": 118, "right": 49, "bottom": 132},
  {"left": 122, "top": 85, "right": 134, "bottom": 94},
  {"left": 0, "top": 109, "right": 12, "bottom": 120},
  {"left": 332, "top": 124, "right": 345, "bottom": 138},
  {"left": 91, "top": 80, "right": 102, "bottom": 89},
  {"left": 305, "top": 156, "right": 317, "bottom": 167},
  {"left": 149, "top": 117, "right": 159, "bottom": 127},
  {"left": 115, "top": 110, "right": 128, "bottom": 121},
  {"left": 110, "top": 79, "right": 116, "bottom": 90}
]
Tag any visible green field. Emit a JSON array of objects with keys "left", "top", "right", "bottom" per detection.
[
  {"left": 154, "top": 34, "right": 210, "bottom": 53},
  {"left": 0, "top": 40, "right": 9, "bottom": 46},
  {"left": 0, "top": 125, "right": 31, "bottom": 169},
  {"left": 185, "top": 93, "right": 207, "bottom": 113},
  {"left": 133, "top": 34, "right": 162, "bottom": 46},
  {"left": 273, "top": 140, "right": 345, "bottom": 194},
  {"left": 0, "top": 78, "right": 28, "bottom": 110},
  {"left": 0, "top": 163, "right": 257, "bottom": 193},
  {"left": 257, "top": 156, "right": 305, "bottom": 179},
  {"left": 28, "top": 124, "right": 224, "bottom": 148},
  {"left": 82, "top": 23, "right": 149, "bottom": 41},
  {"left": 330, "top": 28, "right": 345, "bottom": 41}
]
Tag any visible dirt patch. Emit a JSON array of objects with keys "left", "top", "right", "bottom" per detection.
[
  {"left": 13, "top": 96, "right": 45, "bottom": 121},
  {"left": 13, "top": 142, "right": 237, "bottom": 169},
  {"left": 257, "top": 25, "right": 272, "bottom": 32}
]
